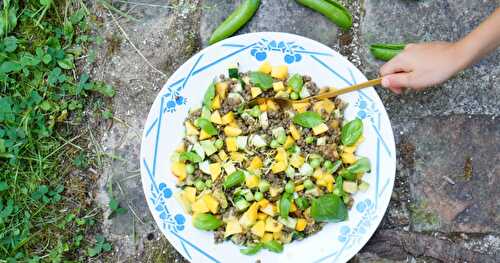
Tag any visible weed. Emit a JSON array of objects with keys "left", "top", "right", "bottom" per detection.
[{"left": 87, "top": 235, "right": 112, "bottom": 257}]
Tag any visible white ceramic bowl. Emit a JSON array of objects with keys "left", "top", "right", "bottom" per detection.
[{"left": 140, "top": 32, "right": 396, "bottom": 263}]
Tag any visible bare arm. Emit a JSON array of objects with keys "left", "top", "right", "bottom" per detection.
[{"left": 380, "top": 8, "right": 500, "bottom": 94}]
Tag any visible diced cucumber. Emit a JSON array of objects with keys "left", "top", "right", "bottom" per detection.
[
  {"left": 358, "top": 181, "right": 369, "bottom": 192},
  {"left": 200, "top": 140, "right": 217, "bottom": 156},
  {"left": 316, "top": 137, "right": 327, "bottom": 146},
  {"left": 299, "top": 163, "right": 313, "bottom": 176},
  {"left": 223, "top": 162, "right": 236, "bottom": 175},
  {"left": 299, "top": 85, "right": 310, "bottom": 99},
  {"left": 199, "top": 161, "right": 211, "bottom": 174},
  {"left": 343, "top": 181, "right": 358, "bottom": 193},
  {"left": 192, "top": 143, "right": 206, "bottom": 160},
  {"left": 236, "top": 136, "right": 248, "bottom": 150},
  {"left": 201, "top": 106, "right": 211, "bottom": 120},
  {"left": 285, "top": 166, "right": 295, "bottom": 178},
  {"left": 250, "top": 134, "right": 267, "bottom": 148},
  {"left": 278, "top": 216, "right": 298, "bottom": 229},
  {"left": 259, "top": 112, "right": 269, "bottom": 129}
]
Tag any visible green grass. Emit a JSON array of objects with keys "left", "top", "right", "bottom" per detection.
[{"left": 0, "top": 0, "right": 113, "bottom": 261}]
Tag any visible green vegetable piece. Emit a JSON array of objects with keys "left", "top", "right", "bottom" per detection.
[
  {"left": 341, "top": 118, "right": 363, "bottom": 146},
  {"left": 262, "top": 240, "right": 284, "bottom": 253},
  {"left": 235, "top": 198, "right": 250, "bottom": 211},
  {"left": 254, "top": 191, "right": 264, "bottom": 201},
  {"left": 279, "top": 193, "right": 292, "bottom": 218},
  {"left": 244, "top": 191, "right": 254, "bottom": 201},
  {"left": 311, "top": 194, "right": 348, "bottom": 222},
  {"left": 270, "top": 139, "right": 280, "bottom": 148},
  {"left": 285, "top": 181, "right": 295, "bottom": 194},
  {"left": 296, "top": 0, "right": 352, "bottom": 30},
  {"left": 293, "top": 111, "right": 324, "bottom": 128},
  {"left": 290, "top": 91, "right": 299, "bottom": 100},
  {"left": 250, "top": 71, "right": 273, "bottom": 90},
  {"left": 203, "top": 82, "right": 216, "bottom": 108},
  {"left": 346, "top": 157, "right": 371, "bottom": 174},
  {"left": 185, "top": 164, "right": 195, "bottom": 174},
  {"left": 305, "top": 136, "right": 315, "bottom": 144},
  {"left": 180, "top": 151, "right": 202, "bottom": 163},
  {"left": 329, "top": 160, "right": 342, "bottom": 173},
  {"left": 323, "top": 160, "right": 333, "bottom": 169},
  {"left": 288, "top": 73, "right": 303, "bottom": 93},
  {"left": 194, "top": 179, "right": 206, "bottom": 191},
  {"left": 195, "top": 118, "right": 218, "bottom": 136},
  {"left": 295, "top": 196, "right": 310, "bottom": 210},
  {"left": 193, "top": 213, "right": 223, "bottom": 230},
  {"left": 214, "top": 139, "right": 224, "bottom": 149},
  {"left": 240, "top": 243, "right": 263, "bottom": 255},
  {"left": 223, "top": 170, "right": 245, "bottom": 189},
  {"left": 339, "top": 169, "right": 356, "bottom": 181},
  {"left": 205, "top": 179, "right": 213, "bottom": 188},
  {"left": 309, "top": 158, "right": 321, "bottom": 168},
  {"left": 228, "top": 67, "right": 239, "bottom": 79},
  {"left": 370, "top": 43, "right": 406, "bottom": 61},
  {"left": 303, "top": 179, "right": 314, "bottom": 190},
  {"left": 249, "top": 105, "right": 261, "bottom": 117},
  {"left": 201, "top": 106, "right": 212, "bottom": 119},
  {"left": 333, "top": 175, "right": 344, "bottom": 196},
  {"left": 258, "top": 180, "right": 270, "bottom": 192},
  {"left": 208, "top": 0, "right": 261, "bottom": 44}
]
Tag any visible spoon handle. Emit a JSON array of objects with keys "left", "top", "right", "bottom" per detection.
[{"left": 297, "top": 78, "right": 382, "bottom": 102}]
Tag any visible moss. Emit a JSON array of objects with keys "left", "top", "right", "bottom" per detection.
[
  {"left": 139, "top": 236, "right": 187, "bottom": 263},
  {"left": 409, "top": 201, "right": 440, "bottom": 230}
]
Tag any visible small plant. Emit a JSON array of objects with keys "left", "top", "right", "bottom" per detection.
[
  {"left": 87, "top": 235, "right": 112, "bottom": 257},
  {"left": 108, "top": 197, "right": 127, "bottom": 218}
]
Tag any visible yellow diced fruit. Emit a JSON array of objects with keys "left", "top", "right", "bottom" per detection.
[
  {"left": 312, "top": 123, "right": 329, "bottom": 135},
  {"left": 257, "top": 199, "right": 269, "bottom": 208},
  {"left": 257, "top": 213, "right": 268, "bottom": 221},
  {"left": 172, "top": 162, "right": 187, "bottom": 181},
  {"left": 210, "top": 110, "right": 223, "bottom": 124},
  {"left": 289, "top": 124, "right": 301, "bottom": 140},
  {"left": 341, "top": 153, "right": 357, "bottom": 164},
  {"left": 313, "top": 168, "right": 323, "bottom": 179},
  {"left": 230, "top": 152, "right": 245, "bottom": 162},
  {"left": 251, "top": 87, "right": 262, "bottom": 98},
  {"left": 185, "top": 121, "right": 199, "bottom": 136},
  {"left": 265, "top": 217, "right": 283, "bottom": 233},
  {"left": 296, "top": 218, "right": 307, "bottom": 231},
  {"left": 221, "top": 112, "right": 234, "bottom": 124},
  {"left": 199, "top": 130, "right": 212, "bottom": 140},
  {"left": 259, "top": 103, "right": 268, "bottom": 112},
  {"left": 273, "top": 231, "right": 282, "bottom": 240},
  {"left": 216, "top": 82, "right": 228, "bottom": 99},
  {"left": 327, "top": 181, "right": 334, "bottom": 192},
  {"left": 183, "top": 187, "right": 196, "bottom": 203},
  {"left": 191, "top": 198, "right": 209, "bottom": 214},
  {"left": 283, "top": 136, "right": 295, "bottom": 149},
  {"left": 267, "top": 99, "right": 279, "bottom": 111},
  {"left": 246, "top": 174, "right": 260, "bottom": 189},
  {"left": 225, "top": 137, "right": 238, "bottom": 152},
  {"left": 342, "top": 145, "right": 357, "bottom": 154},
  {"left": 218, "top": 150, "right": 228, "bottom": 161},
  {"left": 290, "top": 154, "right": 305, "bottom": 168},
  {"left": 290, "top": 202, "right": 297, "bottom": 212},
  {"left": 224, "top": 126, "right": 242, "bottom": 137},
  {"left": 292, "top": 102, "right": 311, "bottom": 113},
  {"left": 295, "top": 184, "right": 304, "bottom": 192},
  {"left": 272, "top": 81, "right": 285, "bottom": 92},
  {"left": 271, "top": 65, "right": 288, "bottom": 80},
  {"left": 251, "top": 220, "right": 266, "bottom": 237},
  {"left": 175, "top": 142, "right": 185, "bottom": 152},
  {"left": 177, "top": 192, "right": 191, "bottom": 213},
  {"left": 211, "top": 95, "right": 221, "bottom": 110},
  {"left": 271, "top": 161, "right": 287, "bottom": 174},
  {"left": 259, "top": 61, "right": 272, "bottom": 74},
  {"left": 225, "top": 219, "right": 243, "bottom": 237},
  {"left": 260, "top": 203, "right": 277, "bottom": 216},
  {"left": 228, "top": 121, "right": 238, "bottom": 128},
  {"left": 262, "top": 233, "right": 274, "bottom": 242},
  {"left": 312, "top": 99, "right": 336, "bottom": 114},
  {"left": 209, "top": 163, "right": 222, "bottom": 181},
  {"left": 248, "top": 156, "right": 263, "bottom": 171},
  {"left": 275, "top": 148, "right": 288, "bottom": 162},
  {"left": 240, "top": 202, "right": 259, "bottom": 228},
  {"left": 269, "top": 186, "right": 282, "bottom": 197},
  {"left": 202, "top": 194, "right": 219, "bottom": 214}
]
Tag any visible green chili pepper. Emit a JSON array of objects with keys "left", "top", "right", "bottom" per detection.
[
  {"left": 296, "top": 0, "right": 352, "bottom": 30},
  {"left": 223, "top": 170, "right": 245, "bottom": 189},
  {"left": 208, "top": 0, "right": 261, "bottom": 45},
  {"left": 370, "top": 43, "right": 406, "bottom": 61},
  {"left": 192, "top": 213, "right": 223, "bottom": 230}
]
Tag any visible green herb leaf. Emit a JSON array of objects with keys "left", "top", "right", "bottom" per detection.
[
  {"left": 0, "top": 61, "right": 22, "bottom": 73},
  {"left": 240, "top": 243, "right": 263, "bottom": 255},
  {"left": 288, "top": 73, "right": 303, "bottom": 93},
  {"left": 293, "top": 111, "right": 324, "bottom": 128},
  {"left": 57, "top": 54, "right": 75, "bottom": 69},
  {"left": 203, "top": 82, "right": 215, "bottom": 108},
  {"left": 180, "top": 151, "right": 203, "bottom": 163},
  {"left": 311, "top": 194, "right": 348, "bottom": 222},
  {"left": 250, "top": 71, "right": 273, "bottom": 90},
  {"left": 279, "top": 193, "right": 292, "bottom": 218},
  {"left": 192, "top": 213, "right": 223, "bottom": 230},
  {"left": 341, "top": 118, "right": 363, "bottom": 146},
  {"left": 338, "top": 169, "right": 355, "bottom": 181},
  {"left": 346, "top": 157, "right": 371, "bottom": 174},
  {"left": 228, "top": 67, "right": 239, "bottom": 79},
  {"left": 262, "top": 240, "right": 283, "bottom": 253},
  {"left": 223, "top": 170, "right": 245, "bottom": 189},
  {"left": 3, "top": 36, "right": 17, "bottom": 52},
  {"left": 294, "top": 196, "right": 309, "bottom": 210},
  {"left": 195, "top": 118, "right": 218, "bottom": 136}
]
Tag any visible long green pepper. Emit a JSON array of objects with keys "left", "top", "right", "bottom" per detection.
[
  {"left": 209, "top": 0, "right": 261, "bottom": 44},
  {"left": 296, "top": 0, "right": 352, "bottom": 30},
  {"left": 370, "top": 43, "right": 406, "bottom": 61}
]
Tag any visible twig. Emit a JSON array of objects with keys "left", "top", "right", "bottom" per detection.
[{"left": 105, "top": 10, "right": 167, "bottom": 78}]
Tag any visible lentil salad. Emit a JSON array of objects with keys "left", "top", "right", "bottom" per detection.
[{"left": 171, "top": 61, "right": 371, "bottom": 255}]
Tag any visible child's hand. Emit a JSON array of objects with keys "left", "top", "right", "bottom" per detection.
[{"left": 379, "top": 42, "right": 465, "bottom": 94}]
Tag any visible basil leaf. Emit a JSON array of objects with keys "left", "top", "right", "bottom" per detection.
[
  {"left": 311, "top": 194, "right": 348, "bottom": 222},
  {"left": 179, "top": 151, "right": 202, "bottom": 163},
  {"left": 203, "top": 82, "right": 215, "bottom": 108},
  {"left": 341, "top": 118, "right": 363, "bottom": 146},
  {"left": 279, "top": 193, "right": 292, "bottom": 218},
  {"left": 250, "top": 71, "right": 273, "bottom": 90},
  {"left": 338, "top": 168, "right": 356, "bottom": 181},
  {"left": 293, "top": 111, "right": 324, "bottom": 128},
  {"left": 192, "top": 213, "right": 223, "bottom": 230},
  {"left": 333, "top": 176, "right": 344, "bottom": 196},
  {"left": 346, "top": 157, "right": 371, "bottom": 174},
  {"left": 288, "top": 73, "right": 303, "bottom": 93},
  {"left": 223, "top": 170, "right": 245, "bottom": 189},
  {"left": 240, "top": 243, "right": 262, "bottom": 255},
  {"left": 329, "top": 160, "right": 342, "bottom": 173},
  {"left": 195, "top": 118, "right": 218, "bottom": 135},
  {"left": 262, "top": 240, "right": 283, "bottom": 253},
  {"left": 295, "top": 196, "right": 309, "bottom": 210}
]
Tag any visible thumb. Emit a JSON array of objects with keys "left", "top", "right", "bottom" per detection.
[{"left": 381, "top": 73, "right": 412, "bottom": 94}]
